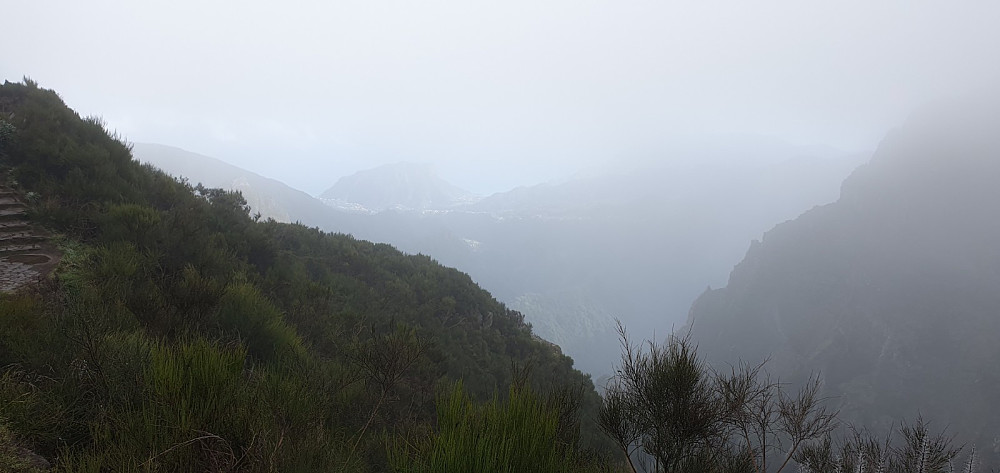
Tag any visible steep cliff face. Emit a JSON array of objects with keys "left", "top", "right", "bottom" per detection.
[{"left": 685, "top": 97, "right": 1000, "bottom": 457}]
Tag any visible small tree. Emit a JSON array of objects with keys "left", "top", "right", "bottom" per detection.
[
  {"left": 795, "top": 417, "right": 964, "bottom": 473},
  {"left": 345, "top": 324, "right": 428, "bottom": 468},
  {"left": 598, "top": 322, "right": 837, "bottom": 473}
]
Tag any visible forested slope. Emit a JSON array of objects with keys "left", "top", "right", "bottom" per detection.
[{"left": 0, "top": 80, "right": 605, "bottom": 471}]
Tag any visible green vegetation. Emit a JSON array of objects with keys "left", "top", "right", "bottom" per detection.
[
  {"left": 390, "top": 380, "right": 615, "bottom": 473},
  {"left": 0, "top": 79, "right": 608, "bottom": 471},
  {"left": 598, "top": 324, "right": 837, "bottom": 473},
  {"left": 0, "top": 78, "right": 986, "bottom": 472},
  {"left": 796, "top": 418, "right": 963, "bottom": 473},
  {"left": 0, "top": 419, "right": 48, "bottom": 472},
  {"left": 596, "top": 324, "right": 983, "bottom": 473},
  {"left": 0, "top": 120, "right": 13, "bottom": 148}
]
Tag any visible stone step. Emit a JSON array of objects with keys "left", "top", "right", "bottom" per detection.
[
  {"left": 0, "top": 234, "right": 45, "bottom": 244},
  {"left": 0, "top": 229, "right": 36, "bottom": 237},
  {"left": 0, "top": 202, "right": 26, "bottom": 211},
  {"left": 0, "top": 243, "right": 43, "bottom": 254},
  {"left": 0, "top": 210, "right": 26, "bottom": 221},
  {"left": 0, "top": 221, "right": 29, "bottom": 231}
]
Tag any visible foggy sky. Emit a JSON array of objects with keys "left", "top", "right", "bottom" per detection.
[{"left": 3, "top": 1, "right": 999, "bottom": 195}]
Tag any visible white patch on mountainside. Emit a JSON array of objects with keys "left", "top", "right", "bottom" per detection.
[
  {"left": 318, "top": 198, "right": 378, "bottom": 214},
  {"left": 462, "top": 238, "right": 482, "bottom": 251}
]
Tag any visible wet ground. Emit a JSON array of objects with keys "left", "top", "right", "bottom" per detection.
[{"left": 0, "top": 186, "right": 59, "bottom": 292}]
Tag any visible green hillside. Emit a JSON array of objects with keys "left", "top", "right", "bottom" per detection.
[{"left": 0, "top": 79, "right": 608, "bottom": 471}]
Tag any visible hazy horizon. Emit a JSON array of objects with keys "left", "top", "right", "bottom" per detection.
[
  {"left": 5, "top": 5, "right": 1000, "bottom": 469},
  {"left": 5, "top": 1, "right": 999, "bottom": 194}
]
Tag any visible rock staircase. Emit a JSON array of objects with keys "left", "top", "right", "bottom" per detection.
[{"left": 0, "top": 184, "right": 58, "bottom": 292}]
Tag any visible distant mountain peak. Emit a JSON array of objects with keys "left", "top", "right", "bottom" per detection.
[
  {"left": 319, "top": 162, "right": 479, "bottom": 212},
  {"left": 131, "top": 142, "right": 337, "bottom": 225}
]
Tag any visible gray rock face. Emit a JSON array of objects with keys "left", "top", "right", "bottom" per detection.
[{"left": 684, "top": 96, "right": 1000, "bottom": 463}]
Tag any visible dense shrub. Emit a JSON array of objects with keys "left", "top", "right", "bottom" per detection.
[{"left": 0, "top": 79, "right": 607, "bottom": 471}]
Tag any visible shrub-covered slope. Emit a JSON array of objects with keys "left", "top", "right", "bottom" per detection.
[
  {"left": 0, "top": 79, "right": 603, "bottom": 471},
  {"left": 685, "top": 97, "right": 1000, "bottom": 463}
]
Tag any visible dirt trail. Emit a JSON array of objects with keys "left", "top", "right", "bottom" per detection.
[{"left": 0, "top": 185, "right": 60, "bottom": 292}]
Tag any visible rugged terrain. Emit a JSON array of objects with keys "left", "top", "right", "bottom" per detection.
[{"left": 685, "top": 97, "right": 1000, "bottom": 463}]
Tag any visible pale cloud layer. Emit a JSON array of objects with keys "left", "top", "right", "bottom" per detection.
[{"left": 3, "top": 1, "right": 999, "bottom": 194}]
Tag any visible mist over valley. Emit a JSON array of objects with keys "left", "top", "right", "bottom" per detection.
[
  {"left": 3, "top": 1, "right": 1000, "bottom": 471},
  {"left": 134, "top": 139, "right": 865, "bottom": 378}
]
